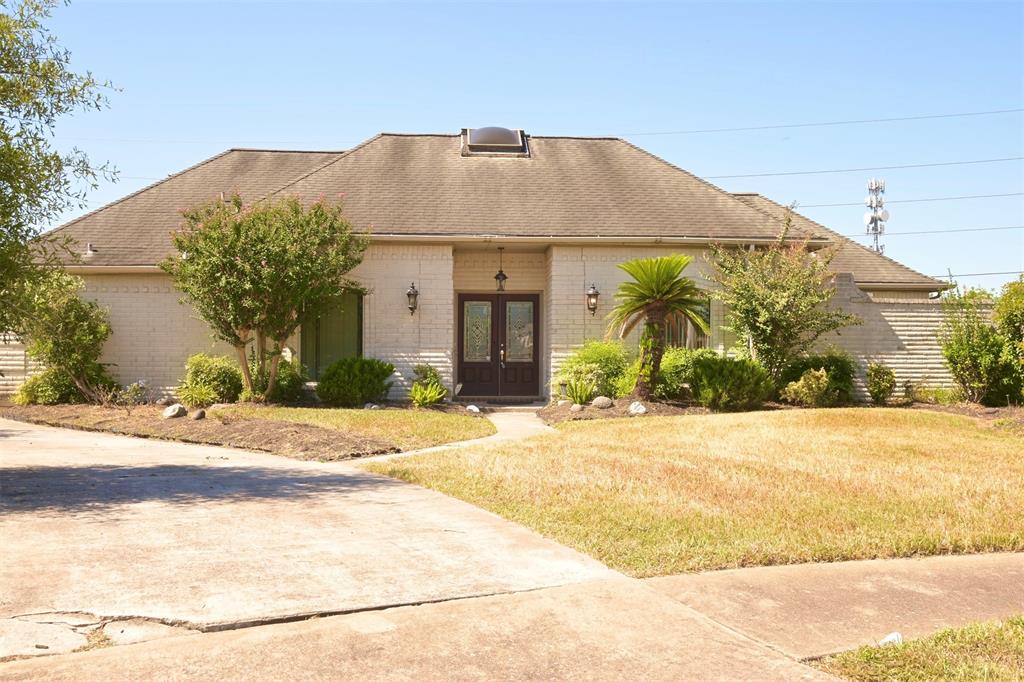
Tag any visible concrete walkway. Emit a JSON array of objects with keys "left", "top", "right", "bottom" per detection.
[
  {"left": 647, "top": 553, "right": 1024, "bottom": 659},
  {"left": 0, "top": 578, "right": 832, "bottom": 682},
  {"left": 359, "top": 409, "right": 555, "bottom": 463}
]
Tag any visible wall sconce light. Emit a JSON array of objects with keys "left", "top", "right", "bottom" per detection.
[
  {"left": 406, "top": 282, "right": 419, "bottom": 315},
  {"left": 494, "top": 247, "right": 508, "bottom": 292},
  {"left": 585, "top": 283, "right": 600, "bottom": 316}
]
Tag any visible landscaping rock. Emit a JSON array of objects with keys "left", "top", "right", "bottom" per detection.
[
  {"left": 363, "top": 403, "right": 380, "bottom": 410},
  {"left": 557, "top": 400, "right": 571, "bottom": 407},
  {"left": 570, "top": 404, "right": 584, "bottom": 413},
  {"left": 189, "top": 409, "right": 206, "bottom": 421},
  {"left": 592, "top": 396, "right": 613, "bottom": 409},
  {"left": 161, "top": 404, "right": 187, "bottom": 419},
  {"left": 155, "top": 397, "right": 171, "bottom": 406},
  {"left": 878, "top": 632, "right": 903, "bottom": 647},
  {"left": 628, "top": 401, "right": 648, "bottom": 416},
  {"left": 465, "top": 404, "right": 481, "bottom": 413}
]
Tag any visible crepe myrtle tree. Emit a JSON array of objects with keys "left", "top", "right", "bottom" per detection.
[
  {"left": 707, "top": 211, "right": 860, "bottom": 382},
  {"left": 161, "top": 194, "right": 368, "bottom": 401},
  {"left": 607, "top": 254, "right": 709, "bottom": 400}
]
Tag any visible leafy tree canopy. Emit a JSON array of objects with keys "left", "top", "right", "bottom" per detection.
[
  {"left": 0, "top": 0, "right": 112, "bottom": 332},
  {"left": 161, "top": 194, "right": 368, "bottom": 400},
  {"left": 707, "top": 213, "right": 860, "bottom": 381}
]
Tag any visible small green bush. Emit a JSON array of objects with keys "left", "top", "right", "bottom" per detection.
[
  {"left": 317, "top": 357, "right": 395, "bottom": 407},
  {"left": 178, "top": 354, "right": 243, "bottom": 407},
  {"left": 565, "top": 375, "right": 597, "bottom": 405},
  {"left": 13, "top": 368, "right": 86, "bottom": 405},
  {"left": 781, "top": 368, "right": 836, "bottom": 407},
  {"left": 866, "top": 362, "right": 897, "bottom": 405},
  {"left": 690, "top": 356, "right": 772, "bottom": 411},
  {"left": 779, "top": 350, "right": 856, "bottom": 405},
  {"left": 242, "top": 356, "right": 309, "bottom": 404},
  {"left": 912, "top": 385, "right": 961, "bottom": 405},
  {"left": 941, "top": 290, "right": 1022, "bottom": 406},
  {"left": 617, "top": 347, "right": 719, "bottom": 400},
  {"left": 410, "top": 380, "right": 446, "bottom": 407},
  {"left": 557, "top": 340, "right": 629, "bottom": 398},
  {"left": 410, "top": 363, "right": 447, "bottom": 407}
]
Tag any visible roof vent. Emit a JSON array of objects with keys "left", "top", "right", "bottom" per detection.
[{"left": 463, "top": 127, "right": 529, "bottom": 156}]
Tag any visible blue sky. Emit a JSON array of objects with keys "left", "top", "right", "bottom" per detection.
[{"left": 49, "top": 0, "right": 1023, "bottom": 291}]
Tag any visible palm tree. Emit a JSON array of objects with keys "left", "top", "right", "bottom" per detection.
[{"left": 608, "top": 254, "right": 710, "bottom": 400}]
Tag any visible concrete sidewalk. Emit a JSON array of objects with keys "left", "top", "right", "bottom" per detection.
[
  {"left": 647, "top": 553, "right": 1024, "bottom": 659},
  {"left": 0, "top": 578, "right": 832, "bottom": 682}
]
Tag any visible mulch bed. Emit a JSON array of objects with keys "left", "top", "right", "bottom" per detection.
[
  {"left": 539, "top": 398, "right": 709, "bottom": 424},
  {"left": 0, "top": 404, "right": 399, "bottom": 461}
]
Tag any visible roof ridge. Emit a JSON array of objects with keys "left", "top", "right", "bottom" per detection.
[
  {"left": 228, "top": 147, "right": 348, "bottom": 154},
  {"left": 615, "top": 139, "right": 826, "bottom": 241},
  {"left": 260, "top": 133, "right": 386, "bottom": 202},
  {"left": 45, "top": 148, "right": 238, "bottom": 239},
  {"left": 738, "top": 193, "right": 945, "bottom": 286}
]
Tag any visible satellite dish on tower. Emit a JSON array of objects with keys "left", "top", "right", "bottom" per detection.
[
  {"left": 863, "top": 212, "right": 874, "bottom": 226},
  {"left": 879, "top": 209, "right": 890, "bottom": 222}
]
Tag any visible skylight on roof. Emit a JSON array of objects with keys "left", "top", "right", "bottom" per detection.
[{"left": 463, "top": 127, "right": 529, "bottom": 156}]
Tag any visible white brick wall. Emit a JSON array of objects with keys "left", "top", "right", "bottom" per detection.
[
  {"left": 0, "top": 244, "right": 954, "bottom": 404},
  {"left": 351, "top": 243, "right": 454, "bottom": 397}
]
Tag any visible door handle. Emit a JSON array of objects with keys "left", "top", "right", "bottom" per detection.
[{"left": 499, "top": 345, "right": 506, "bottom": 367}]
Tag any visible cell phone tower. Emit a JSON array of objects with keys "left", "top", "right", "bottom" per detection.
[{"left": 864, "top": 178, "right": 889, "bottom": 254}]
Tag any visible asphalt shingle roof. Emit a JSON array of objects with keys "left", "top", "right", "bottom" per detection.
[{"left": 48, "top": 132, "right": 942, "bottom": 289}]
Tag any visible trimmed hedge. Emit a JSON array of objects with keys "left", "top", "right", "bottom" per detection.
[
  {"left": 779, "top": 350, "right": 856, "bottom": 405},
  {"left": 178, "top": 354, "right": 243, "bottom": 407},
  {"left": 690, "top": 356, "right": 772, "bottom": 411},
  {"left": 616, "top": 347, "right": 719, "bottom": 400}
]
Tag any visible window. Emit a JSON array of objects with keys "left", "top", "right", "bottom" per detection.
[
  {"left": 462, "top": 127, "right": 530, "bottom": 156},
  {"left": 664, "top": 298, "right": 711, "bottom": 349},
  {"left": 300, "top": 292, "right": 362, "bottom": 380}
]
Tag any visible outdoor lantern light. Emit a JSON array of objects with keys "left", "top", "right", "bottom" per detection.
[
  {"left": 406, "top": 282, "right": 419, "bottom": 315},
  {"left": 494, "top": 247, "right": 508, "bottom": 291},
  {"left": 586, "top": 283, "right": 600, "bottom": 316}
]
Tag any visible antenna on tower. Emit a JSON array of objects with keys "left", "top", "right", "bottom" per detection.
[{"left": 863, "top": 178, "right": 888, "bottom": 254}]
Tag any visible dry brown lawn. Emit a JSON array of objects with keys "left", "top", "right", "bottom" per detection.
[{"left": 365, "top": 408, "right": 1024, "bottom": 576}]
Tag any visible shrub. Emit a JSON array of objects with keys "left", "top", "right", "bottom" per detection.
[
  {"left": 178, "top": 354, "right": 243, "bottom": 407},
  {"left": 557, "top": 340, "right": 629, "bottom": 399},
  {"left": 911, "top": 385, "right": 960, "bottom": 405},
  {"left": 615, "top": 347, "right": 719, "bottom": 400},
  {"left": 941, "top": 292, "right": 1021, "bottom": 405},
  {"left": 781, "top": 368, "right": 836, "bottom": 407},
  {"left": 242, "top": 356, "right": 309, "bottom": 404},
  {"left": 779, "top": 350, "right": 856, "bottom": 405},
  {"left": 13, "top": 368, "right": 87, "bottom": 405},
  {"left": 690, "top": 356, "right": 772, "bottom": 411},
  {"left": 410, "top": 363, "right": 447, "bottom": 407},
  {"left": 317, "top": 357, "right": 395, "bottom": 407},
  {"left": 565, "top": 375, "right": 597, "bottom": 405},
  {"left": 410, "top": 381, "right": 446, "bottom": 408},
  {"left": 866, "top": 362, "right": 897, "bottom": 405}
]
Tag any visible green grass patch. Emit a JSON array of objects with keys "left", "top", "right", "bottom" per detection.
[
  {"left": 364, "top": 408, "right": 1024, "bottom": 576},
  {"left": 217, "top": 404, "right": 495, "bottom": 450},
  {"left": 819, "top": 616, "right": 1024, "bottom": 681}
]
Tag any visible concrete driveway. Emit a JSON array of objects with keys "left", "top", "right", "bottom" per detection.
[{"left": 0, "top": 418, "right": 610, "bottom": 653}]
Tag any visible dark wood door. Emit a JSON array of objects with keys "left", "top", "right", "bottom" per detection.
[{"left": 457, "top": 293, "right": 540, "bottom": 397}]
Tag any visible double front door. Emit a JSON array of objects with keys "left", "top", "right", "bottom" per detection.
[{"left": 457, "top": 293, "right": 540, "bottom": 397}]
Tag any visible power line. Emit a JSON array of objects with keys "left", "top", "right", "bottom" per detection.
[
  {"left": 801, "top": 192, "right": 1024, "bottom": 208},
  {"left": 935, "top": 270, "right": 1024, "bottom": 278},
  {"left": 623, "top": 108, "right": 1024, "bottom": 137},
  {"left": 706, "top": 156, "right": 1024, "bottom": 179},
  {"left": 843, "top": 225, "right": 1024, "bottom": 238}
]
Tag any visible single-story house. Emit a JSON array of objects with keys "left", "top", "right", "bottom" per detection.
[{"left": 0, "top": 127, "right": 952, "bottom": 400}]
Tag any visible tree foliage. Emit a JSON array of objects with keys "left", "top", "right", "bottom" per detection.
[
  {"left": 940, "top": 287, "right": 1021, "bottom": 405},
  {"left": 707, "top": 215, "right": 860, "bottom": 381},
  {"left": 16, "top": 269, "right": 114, "bottom": 401},
  {"left": 0, "top": 0, "right": 112, "bottom": 333},
  {"left": 607, "top": 254, "right": 709, "bottom": 400},
  {"left": 161, "top": 194, "right": 367, "bottom": 400}
]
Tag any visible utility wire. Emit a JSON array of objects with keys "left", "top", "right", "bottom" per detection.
[
  {"left": 843, "top": 225, "right": 1024, "bottom": 238},
  {"left": 623, "top": 108, "right": 1024, "bottom": 136},
  {"left": 801, "top": 192, "right": 1024, "bottom": 208},
  {"left": 935, "top": 270, "right": 1024, "bottom": 278},
  {"left": 706, "top": 156, "right": 1024, "bottom": 179}
]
